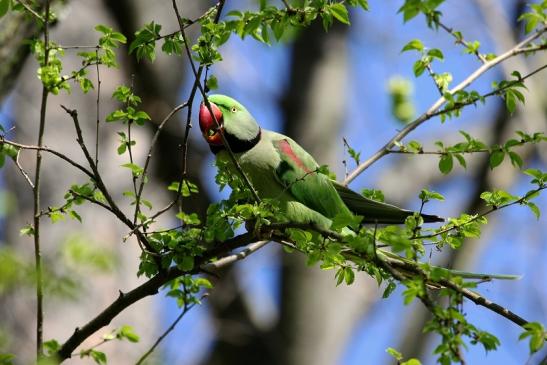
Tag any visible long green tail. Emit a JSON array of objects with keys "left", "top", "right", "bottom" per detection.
[
  {"left": 379, "top": 250, "right": 521, "bottom": 281},
  {"left": 333, "top": 182, "right": 444, "bottom": 224}
]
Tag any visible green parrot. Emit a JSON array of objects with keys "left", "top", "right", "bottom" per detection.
[
  {"left": 198, "top": 94, "right": 520, "bottom": 282},
  {"left": 198, "top": 94, "right": 443, "bottom": 230}
]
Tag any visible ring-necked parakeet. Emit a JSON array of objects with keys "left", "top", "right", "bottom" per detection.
[
  {"left": 197, "top": 95, "right": 523, "bottom": 282},
  {"left": 198, "top": 94, "right": 443, "bottom": 230}
]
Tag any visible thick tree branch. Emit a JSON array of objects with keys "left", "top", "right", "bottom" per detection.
[{"left": 54, "top": 231, "right": 260, "bottom": 362}]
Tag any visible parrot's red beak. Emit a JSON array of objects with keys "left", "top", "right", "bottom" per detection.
[{"left": 199, "top": 101, "right": 224, "bottom": 145}]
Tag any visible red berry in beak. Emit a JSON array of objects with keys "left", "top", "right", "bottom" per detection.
[{"left": 199, "top": 101, "right": 224, "bottom": 145}]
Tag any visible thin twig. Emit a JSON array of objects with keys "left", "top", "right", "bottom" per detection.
[
  {"left": 58, "top": 45, "right": 100, "bottom": 50},
  {"left": 426, "top": 63, "right": 445, "bottom": 96},
  {"left": 95, "top": 49, "right": 101, "bottom": 167},
  {"left": 15, "top": 0, "right": 45, "bottom": 22},
  {"left": 33, "top": 0, "right": 50, "bottom": 356},
  {"left": 59, "top": 105, "right": 158, "bottom": 256},
  {"left": 133, "top": 102, "right": 187, "bottom": 225},
  {"left": 343, "top": 26, "right": 547, "bottom": 185},
  {"left": 436, "top": 20, "right": 487, "bottom": 64},
  {"left": 151, "top": 1, "right": 221, "bottom": 217},
  {"left": 378, "top": 254, "right": 529, "bottom": 327},
  {"left": 68, "top": 189, "right": 116, "bottom": 215},
  {"left": 135, "top": 301, "right": 199, "bottom": 365},
  {"left": 172, "top": 0, "right": 261, "bottom": 203},
  {"left": 428, "top": 62, "right": 547, "bottom": 119},
  {"left": 0, "top": 138, "right": 95, "bottom": 178},
  {"left": 387, "top": 135, "right": 536, "bottom": 155},
  {"left": 415, "top": 185, "right": 545, "bottom": 240},
  {"left": 201, "top": 240, "right": 270, "bottom": 270},
  {"left": 14, "top": 152, "right": 35, "bottom": 189}
]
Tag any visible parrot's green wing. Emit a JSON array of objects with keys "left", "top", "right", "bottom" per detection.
[
  {"left": 272, "top": 138, "right": 353, "bottom": 221},
  {"left": 332, "top": 182, "right": 444, "bottom": 224}
]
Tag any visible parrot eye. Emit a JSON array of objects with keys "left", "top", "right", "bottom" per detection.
[{"left": 230, "top": 106, "right": 237, "bottom": 113}]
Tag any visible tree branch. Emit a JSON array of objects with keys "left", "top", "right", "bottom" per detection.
[
  {"left": 33, "top": 1, "right": 51, "bottom": 356},
  {"left": 53, "top": 231, "right": 261, "bottom": 362},
  {"left": 343, "top": 26, "right": 547, "bottom": 185},
  {"left": 0, "top": 137, "right": 95, "bottom": 178},
  {"left": 379, "top": 254, "right": 529, "bottom": 327},
  {"left": 135, "top": 300, "right": 200, "bottom": 365},
  {"left": 60, "top": 105, "right": 158, "bottom": 256},
  {"left": 415, "top": 185, "right": 545, "bottom": 240}
]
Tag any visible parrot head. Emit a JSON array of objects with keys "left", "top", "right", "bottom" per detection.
[{"left": 199, "top": 94, "right": 261, "bottom": 152}]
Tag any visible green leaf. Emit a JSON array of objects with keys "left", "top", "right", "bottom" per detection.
[
  {"left": 106, "top": 109, "right": 127, "bottom": 123},
  {"left": 95, "top": 24, "right": 111, "bottom": 35},
  {"left": 427, "top": 48, "right": 444, "bottom": 60},
  {"left": 344, "top": 266, "right": 355, "bottom": 285},
  {"left": 386, "top": 347, "right": 403, "bottom": 360},
  {"left": 523, "top": 168, "right": 543, "bottom": 180},
  {"left": 382, "top": 281, "right": 397, "bottom": 298},
  {"left": 43, "top": 339, "right": 61, "bottom": 355},
  {"left": 356, "top": 0, "right": 369, "bottom": 10},
  {"left": 406, "top": 140, "right": 422, "bottom": 153},
  {"left": 472, "top": 330, "right": 500, "bottom": 352},
  {"left": 288, "top": 228, "right": 312, "bottom": 247},
  {"left": 402, "top": 359, "right": 422, "bottom": 365},
  {"left": 335, "top": 267, "right": 345, "bottom": 286},
  {"left": 0, "top": 0, "right": 10, "bottom": 18},
  {"left": 402, "top": 279, "right": 424, "bottom": 304},
  {"left": 438, "top": 154, "right": 453, "bottom": 174},
  {"left": 398, "top": 2, "right": 420, "bottom": 22},
  {"left": 401, "top": 39, "right": 424, "bottom": 52},
  {"left": 49, "top": 210, "right": 65, "bottom": 223},
  {"left": 0, "top": 144, "right": 14, "bottom": 159},
  {"left": 129, "top": 22, "right": 162, "bottom": 62},
  {"left": 519, "top": 322, "right": 546, "bottom": 354},
  {"left": 90, "top": 349, "right": 107, "bottom": 365},
  {"left": 508, "top": 151, "right": 523, "bottom": 168},
  {"left": 117, "top": 325, "right": 140, "bottom": 343},
  {"left": 489, "top": 150, "right": 505, "bottom": 169},
  {"left": 330, "top": 212, "right": 362, "bottom": 231},
  {"left": 161, "top": 34, "right": 184, "bottom": 55},
  {"left": 419, "top": 189, "right": 445, "bottom": 202},
  {"left": 454, "top": 153, "right": 466, "bottom": 169},
  {"left": 505, "top": 89, "right": 517, "bottom": 113},
  {"left": 526, "top": 202, "right": 540, "bottom": 219},
  {"left": 329, "top": 3, "right": 350, "bottom": 25},
  {"left": 362, "top": 189, "right": 385, "bottom": 202},
  {"left": 206, "top": 74, "right": 218, "bottom": 91},
  {"left": 121, "top": 163, "right": 144, "bottom": 177},
  {"left": 412, "top": 59, "right": 428, "bottom": 77},
  {"left": 20, "top": 225, "right": 34, "bottom": 236},
  {"left": 177, "top": 255, "right": 194, "bottom": 271}
]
